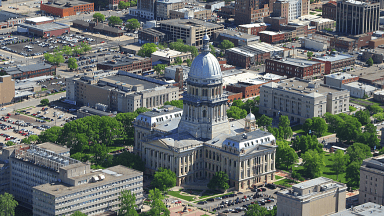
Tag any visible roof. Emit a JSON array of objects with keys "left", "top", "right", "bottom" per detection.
[
  {"left": 269, "top": 58, "right": 322, "bottom": 68},
  {"left": 216, "top": 29, "right": 259, "bottom": 40},
  {"left": 313, "top": 54, "right": 355, "bottom": 62},
  {"left": 343, "top": 82, "right": 377, "bottom": 91},
  {"left": 226, "top": 130, "right": 272, "bottom": 143},
  {"left": 19, "top": 22, "right": 69, "bottom": 32},
  {"left": 330, "top": 202, "right": 384, "bottom": 216},
  {"left": 78, "top": 106, "right": 115, "bottom": 117},
  {"left": 93, "top": 24, "right": 124, "bottom": 34},
  {"left": 227, "top": 42, "right": 284, "bottom": 57},
  {"left": 189, "top": 51, "right": 221, "bottom": 80},
  {"left": 157, "top": 0, "right": 184, "bottom": 4},
  {"left": 325, "top": 72, "right": 358, "bottom": 80},
  {"left": 3, "top": 63, "right": 54, "bottom": 74},
  {"left": 259, "top": 31, "right": 280, "bottom": 36},
  {"left": 139, "top": 106, "right": 183, "bottom": 118},
  {"left": 25, "top": 16, "right": 54, "bottom": 23},
  {"left": 238, "top": 23, "right": 267, "bottom": 28},
  {"left": 72, "top": 19, "right": 90, "bottom": 27},
  {"left": 37, "top": 142, "right": 69, "bottom": 155},
  {"left": 152, "top": 49, "right": 191, "bottom": 58},
  {"left": 0, "top": 11, "right": 26, "bottom": 22},
  {"left": 293, "top": 177, "right": 331, "bottom": 189},
  {"left": 42, "top": 0, "right": 92, "bottom": 8},
  {"left": 97, "top": 57, "right": 149, "bottom": 67},
  {"left": 159, "top": 18, "right": 223, "bottom": 30},
  {"left": 139, "top": 28, "right": 166, "bottom": 37}
]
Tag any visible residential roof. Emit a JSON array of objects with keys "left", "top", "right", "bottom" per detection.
[
  {"left": 25, "top": 16, "right": 54, "bottom": 23},
  {"left": 0, "top": 11, "right": 26, "bottom": 23},
  {"left": 18, "top": 22, "right": 69, "bottom": 32}
]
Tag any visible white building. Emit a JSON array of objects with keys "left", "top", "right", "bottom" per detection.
[
  {"left": 342, "top": 82, "right": 377, "bottom": 98},
  {"left": 301, "top": 38, "right": 328, "bottom": 51},
  {"left": 164, "top": 65, "right": 190, "bottom": 80}
]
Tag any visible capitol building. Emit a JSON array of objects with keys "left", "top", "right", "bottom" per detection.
[{"left": 133, "top": 34, "right": 277, "bottom": 190}]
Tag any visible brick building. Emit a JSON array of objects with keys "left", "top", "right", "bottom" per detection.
[
  {"left": 0, "top": 11, "right": 26, "bottom": 28},
  {"left": 169, "top": 7, "right": 211, "bottom": 20},
  {"left": 265, "top": 58, "right": 325, "bottom": 79},
  {"left": 226, "top": 78, "right": 281, "bottom": 99},
  {"left": 234, "top": 0, "right": 271, "bottom": 25},
  {"left": 226, "top": 91, "right": 243, "bottom": 102},
  {"left": 238, "top": 23, "right": 268, "bottom": 35},
  {"left": 259, "top": 31, "right": 285, "bottom": 44},
  {"left": 330, "top": 34, "right": 372, "bottom": 52},
  {"left": 322, "top": 1, "right": 337, "bottom": 20},
  {"left": 312, "top": 54, "right": 356, "bottom": 74},
  {"left": 72, "top": 20, "right": 124, "bottom": 37},
  {"left": 264, "top": 17, "right": 288, "bottom": 31},
  {"left": 96, "top": 57, "right": 152, "bottom": 73},
  {"left": 217, "top": 5, "right": 235, "bottom": 19},
  {"left": 18, "top": 22, "right": 70, "bottom": 38},
  {"left": 25, "top": 17, "right": 54, "bottom": 25},
  {"left": 2, "top": 63, "right": 56, "bottom": 80},
  {"left": 138, "top": 28, "right": 167, "bottom": 44},
  {"left": 41, "top": 0, "right": 94, "bottom": 18},
  {"left": 369, "top": 37, "right": 384, "bottom": 48}
]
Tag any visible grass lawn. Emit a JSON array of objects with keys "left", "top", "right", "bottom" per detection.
[
  {"left": 199, "top": 190, "right": 222, "bottom": 199},
  {"left": 275, "top": 175, "right": 283, "bottom": 180},
  {"left": 310, "top": 12, "right": 316, "bottom": 15},
  {"left": 168, "top": 191, "right": 195, "bottom": 202},
  {"left": 106, "top": 146, "right": 125, "bottom": 153},
  {"left": 274, "top": 179, "right": 298, "bottom": 188},
  {"left": 291, "top": 124, "right": 333, "bottom": 137},
  {"left": 321, "top": 153, "right": 347, "bottom": 184}
]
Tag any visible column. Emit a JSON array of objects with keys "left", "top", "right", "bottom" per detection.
[
  {"left": 156, "top": 151, "right": 159, "bottom": 170},
  {"left": 238, "top": 160, "right": 242, "bottom": 180}
]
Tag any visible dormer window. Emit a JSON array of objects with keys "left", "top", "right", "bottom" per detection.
[{"left": 251, "top": 142, "right": 254, "bottom": 145}]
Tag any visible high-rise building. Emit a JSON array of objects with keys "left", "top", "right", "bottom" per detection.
[
  {"left": 129, "top": 0, "right": 156, "bottom": 19},
  {"left": 235, "top": 0, "right": 272, "bottom": 24},
  {"left": 359, "top": 155, "right": 384, "bottom": 205},
  {"left": 336, "top": 0, "right": 380, "bottom": 35},
  {"left": 273, "top": 0, "right": 310, "bottom": 21}
]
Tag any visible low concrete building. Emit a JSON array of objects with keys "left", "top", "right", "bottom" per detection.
[
  {"left": 17, "top": 22, "right": 70, "bottom": 38},
  {"left": 169, "top": 7, "right": 211, "bottom": 20},
  {"left": 156, "top": 0, "right": 185, "bottom": 20},
  {"left": 359, "top": 155, "right": 384, "bottom": 205},
  {"left": 25, "top": 16, "right": 54, "bottom": 25},
  {"left": 72, "top": 20, "right": 124, "bottom": 37},
  {"left": 151, "top": 49, "right": 192, "bottom": 65},
  {"left": 238, "top": 23, "right": 268, "bottom": 36},
  {"left": 138, "top": 28, "right": 167, "bottom": 44},
  {"left": 77, "top": 106, "right": 116, "bottom": 118},
  {"left": 330, "top": 202, "right": 384, "bottom": 216},
  {"left": 2, "top": 63, "right": 56, "bottom": 80},
  {"left": 213, "top": 29, "right": 260, "bottom": 46},
  {"left": 277, "top": 177, "right": 347, "bottom": 216},
  {"left": 374, "top": 90, "right": 384, "bottom": 102},
  {"left": 260, "top": 78, "right": 350, "bottom": 123},
  {"left": 119, "top": 44, "right": 142, "bottom": 55},
  {"left": 301, "top": 38, "right": 327, "bottom": 51},
  {"left": 0, "top": 11, "right": 26, "bottom": 28},
  {"left": 0, "top": 75, "right": 15, "bottom": 105},
  {"left": 324, "top": 72, "right": 359, "bottom": 88},
  {"left": 97, "top": 57, "right": 152, "bottom": 73},
  {"left": 342, "top": 82, "right": 377, "bottom": 98},
  {"left": 164, "top": 65, "right": 190, "bottom": 80}
]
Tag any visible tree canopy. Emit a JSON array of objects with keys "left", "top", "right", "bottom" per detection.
[
  {"left": 164, "top": 100, "right": 183, "bottom": 109},
  {"left": 148, "top": 188, "right": 170, "bottom": 216},
  {"left": 93, "top": 12, "right": 105, "bottom": 22},
  {"left": 208, "top": 171, "right": 230, "bottom": 191},
  {"left": 118, "top": 190, "right": 138, "bottom": 216},
  {"left": 151, "top": 168, "right": 176, "bottom": 191},
  {"left": 126, "top": 18, "right": 140, "bottom": 30},
  {"left": 257, "top": 115, "right": 272, "bottom": 129},
  {"left": 0, "top": 192, "right": 18, "bottom": 216},
  {"left": 292, "top": 134, "right": 323, "bottom": 155},
  {"left": 40, "top": 99, "right": 49, "bottom": 106},
  {"left": 169, "top": 39, "right": 199, "bottom": 57},
  {"left": 118, "top": 1, "right": 130, "bottom": 9},
  {"left": 138, "top": 43, "right": 158, "bottom": 57},
  {"left": 68, "top": 57, "right": 78, "bottom": 70},
  {"left": 276, "top": 140, "right": 298, "bottom": 170},
  {"left": 227, "top": 106, "right": 247, "bottom": 119},
  {"left": 331, "top": 150, "right": 350, "bottom": 180},
  {"left": 301, "top": 149, "right": 325, "bottom": 178},
  {"left": 71, "top": 211, "right": 87, "bottom": 216},
  {"left": 355, "top": 110, "right": 371, "bottom": 125},
  {"left": 108, "top": 16, "right": 123, "bottom": 26},
  {"left": 219, "top": 40, "right": 235, "bottom": 50},
  {"left": 153, "top": 64, "right": 166, "bottom": 75},
  {"left": 366, "top": 57, "right": 374, "bottom": 66}
]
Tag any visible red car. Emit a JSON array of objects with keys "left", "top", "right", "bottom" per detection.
[
  {"left": 101, "top": 41, "right": 105, "bottom": 43},
  {"left": 176, "top": 201, "right": 181, "bottom": 204},
  {"left": 5, "top": 116, "right": 9, "bottom": 119},
  {"left": 5, "top": 138, "right": 10, "bottom": 141},
  {"left": 6, "top": 113, "right": 11, "bottom": 116}
]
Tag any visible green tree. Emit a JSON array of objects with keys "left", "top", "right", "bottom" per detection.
[
  {"left": 302, "top": 118, "right": 313, "bottom": 135},
  {"left": 257, "top": 115, "right": 272, "bottom": 129},
  {"left": 112, "top": 151, "right": 145, "bottom": 172},
  {"left": 6, "top": 141, "right": 14, "bottom": 146},
  {"left": 108, "top": 16, "right": 123, "bottom": 26},
  {"left": 131, "top": 0, "right": 137, "bottom": 6},
  {"left": 70, "top": 152, "right": 90, "bottom": 163},
  {"left": 62, "top": 45, "right": 73, "bottom": 56},
  {"left": 138, "top": 43, "right": 158, "bottom": 57},
  {"left": 126, "top": 18, "right": 140, "bottom": 30},
  {"left": 40, "top": 98, "right": 49, "bottom": 106},
  {"left": 118, "top": 190, "right": 138, "bottom": 216},
  {"left": 220, "top": 39, "right": 235, "bottom": 50},
  {"left": 357, "top": 124, "right": 379, "bottom": 149},
  {"left": 0, "top": 192, "right": 18, "bottom": 216},
  {"left": 301, "top": 149, "right": 325, "bottom": 178},
  {"left": 148, "top": 188, "right": 170, "bottom": 216},
  {"left": 324, "top": 112, "right": 344, "bottom": 133},
  {"left": 307, "top": 51, "right": 313, "bottom": 59},
  {"left": 118, "top": 1, "right": 130, "bottom": 9},
  {"left": 153, "top": 64, "right": 166, "bottom": 75},
  {"left": 346, "top": 161, "right": 362, "bottom": 190},
  {"left": 90, "top": 143, "right": 113, "bottom": 167},
  {"left": 209, "top": 44, "right": 216, "bottom": 56},
  {"left": 336, "top": 116, "right": 362, "bottom": 143},
  {"left": 164, "top": 100, "right": 183, "bottom": 109},
  {"left": 366, "top": 57, "right": 374, "bottom": 66},
  {"left": 93, "top": 12, "right": 105, "bottom": 22},
  {"left": 73, "top": 46, "right": 85, "bottom": 55},
  {"left": 186, "top": 59, "right": 192, "bottom": 67},
  {"left": 373, "top": 113, "right": 384, "bottom": 121},
  {"left": 292, "top": 134, "right": 323, "bottom": 154},
  {"left": 207, "top": 171, "right": 230, "bottom": 191},
  {"left": 151, "top": 168, "right": 176, "bottom": 192},
  {"left": 174, "top": 57, "right": 182, "bottom": 65},
  {"left": 367, "top": 104, "right": 383, "bottom": 114},
  {"left": 244, "top": 203, "right": 268, "bottom": 216},
  {"left": 355, "top": 110, "right": 371, "bottom": 125},
  {"left": 21, "top": 134, "right": 39, "bottom": 144},
  {"left": 346, "top": 142, "right": 372, "bottom": 163},
  {"left": 44, "top": 52, "right": 64, "bottom": 65},
  {"left": 71, "top": 211, "right": 87, "bottom": 216},
  {"left": 349, "top": 106, "right": 357, "bottom": 112},
  {"left": 68, "top": 57, "right": 78, "bottom": 70},
  {"left": 227, "top": 106, "right": 247, "bottom": 119},
  {"left": 39, "top": 126, "right": 62, "bottom": 143},
  {"left": 331, "top": 150, "right": 350, "bottom": 180},
  {"left": 311, "top": 117, "right": 328, "bottom": 137},
  {"left": 80, "top": 41, "right": 92, "bottom": 53},
  {"left": 278, "top": 115, "right": 293, "bottom": 139},
  {"left": 276, "top": 140, "right": 298, "bottom": 170}
]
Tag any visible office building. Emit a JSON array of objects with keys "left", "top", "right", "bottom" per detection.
[
  {"left": 65, "top": 70, "right": 179, "bottom": 112},
  {"left": 235, "top": 0, "right": 271, "bottom": 25},
  {"left": 134, "top": 34, "right": 277, "bottom": 190},
  {"left": 330, "top": 34, "right": 372, "bottom": 52},
  {"left": 0, "top": 75, "right": 15, "bottom": 105},
  {"left": 97, "top": 57, "right": 152, "bottom": 73},
  {"left": 129, "top": 0, "right": 156, "bottom": 19},
  {"left": 273, "top": 0, "right": 310, "bottom": 21},
  {"left": 336, "top": 0, "right": 380, "bottom": 35},
  {"left": 205, "top": 1, "right": 225, "bottom": 11},
  {"left": 238, "top": 23, "right": 268, "bottom": 36},
  {"left": 158, "top": 19, "right": 224, "bottom": 46},
  {"left": 259, "top": 78, "right": 350, "bottom": 123},
  {"left": 324, "top": 72, "right": 359, "bottom": 88},
  {"left": 40, "top": 0, "right": 94, "bottom": 18},
  {"left": 312, "top": 54, "right": 356, "bottom": 74},
  {"left": 259, "top": 31, "right": 286, "bottom": 44},
  {"left": 156, "top": 0, "right": 185, "bottom": 20},
  {"left": 2, "top": 63, "right": 56, "bottom": 80},
  {"left": 212, "top": 30, "right": 260, "bottom": 46},
  {"left": 18, "top": 22, "right": 70, "bottom": 38},
  {"left": 265, "top": 58, "right": 325, "bottom": 79},
  {"left": 151, "top": 49, "right": 193, "bottom": 65},
  {"left": 217, "top": 5, "right": 235, "bottom": 19},
  {"left": 169, "top": 7, "right": 211, "bottom": 20},
  {"left": 358, "top": 155, "right": 384, "bottom": 205},
  {"left": 277, "top": 177, "right": 347, "bottom": 216},
  {"left": 322, "top": 1, "right": 337, "bottom": 20}
]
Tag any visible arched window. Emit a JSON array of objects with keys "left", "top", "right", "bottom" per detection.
[{"left": 203, "top": 110, "right": 207, "bottom": 117}]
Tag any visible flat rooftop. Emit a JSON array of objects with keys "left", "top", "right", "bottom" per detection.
[
  {"left": 37, "top": 142, "right": 69, "bottom": 155},
  {"left": 313, "top": 54, "right": 355, "bottom": 62},
  {"left": 152, "top": 49, "right": 190, "bottom": 58},
  {"left": 42, "top": 0, "right": 92, "bottom": 8},
  {"left": 3, "top": 63, "right": 54, "bottom": 75},
  {"left": 325, "top": 72, "right": 358, "bottom": 80},
  {"left": 140, "top": 105, "right": 183, "bottom": 118},
  {"left": 19, "top": 22, "right": 69, "bottom": 32},
  {"left": 259, "top": 31, "right": 280, "bottom": 36},
  {"left": 0, "top": 11, "right": 26, "bottom": 23},
  {"left": 270, "top": 58, "right": 321, "bottom": 68},
  {"left": 159, "top": 18, "right": 223, "bottom": 29},
  {"left": 293, "top": 177, "right": 331, "bottom": 189},
  {"left": 139, "top": 28, "right": 166, "bottom": 37},
  {"left": 98, "top": 57, "right": 149, "bottom": 67},
  {"left": 347, "top": 66, "right": 384, "bottom": 82},
  {"left": 25, "top": 16, "right": 54, "bottom": 23},
  {"left": 343, "top": 82, "right": 377, "bottom": 91},
  {"left": 78, "top": 106, "right": 115, "bottom": 117},
  {"left": 330, "top": 202, "right": 384, "bottom": 216},
  {"left": 239, "top": 23, "right": 267, "bottom": 28},
  {"left": 33, "top": 165, "right": 143, "bottom": 196},
  {"left": 157, "top": 0, "right": 184, "bottom": 3}
]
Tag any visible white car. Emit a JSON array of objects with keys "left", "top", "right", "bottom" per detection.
[{"left": 1, "top": 107, "right": 6, "bottom": 111}]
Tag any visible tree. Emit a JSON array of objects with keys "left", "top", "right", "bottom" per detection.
[
  {"left": 93, "top": 12, "right": 105, "bottom": 22},
  {"left": 151, "top": 168, "right": 176, "bottom": 192},
  {"left": 73, "top": 46, "right": 85, "bottom": 55},
  {"left": 126, "top": 18, "right": 140, "bottom": 31},
  {"left": 174, "top": 57, "right": 182, "bottom": 65},
  {"left": 209, "top": 44, "right": 216, "bottom": 56},
  {"left": 108, "top": 16, "right": 123, "bottom": 26},
  {"left": 244, "top": 203, "right": 268, "bottom": 216},
  {"left": 346, "top": 142, "right": 372, "bottom": 163},
  {"left": 207, "top": 171, "right": 229, "bottom": 191},
  {"left": 0, "top": 192, "right": 18, "bottom": 216},
  {"left": 367, "top": 104, "right": 383, "bottom": 115},
  {"left": 346, "top": 161, "right": 362, "bottom": 190},
  {"left": 366, "top": 57, "right": 374, "bottom": 66},
  {"left": 40, "top": 98, "right": 49, "bottom": 106},
  {"left": 90, "top": 143, "right": 113, "bottom": 167},
  {"left": 80, "top": 41, "right": 92, "bottom": 53},
  {"left": 21, "top": 134, "right": 39, "bottom": 144},
  {"left": 186, "top": 59, "right": 192, "bottom": 67},
  {"left": 138, "top": 43, "right": 158, "bottom": 57},
  {"left": 257, "top": 115, "right": 272, "bottom": 129},
  {"left": 148, "top": 188, "right": 170, "bottom": 216},
  {"left": 311, "top": 117, "right": 328, "bottom": 137},
  {"left": 349, "top": 106, "right": 357, "bottom": 112},
  {"left": 164, "top": 100, "right": 183, "bottom": 109},
  {"left": 62, "top": 45, "right": 73, "bottom": 56},
  {"left": 276, "top": 140, "right": 298, "bottom": 170},
  {"left": 278, "top": 115, "right": 293, "bottom": 139},
  {"left": 331, "top": 150, "right": 350, "bottom": 180},
  {"left": 68, "top": 57, "right": 78, "bottom": 70},
  {"left": 292, "top": 134, "right": 322, "bottom": 154},
  {"left": 131, "top": 0, "right": 137, "bottom": 6},
  {"left": 307, "top": 51, "right": 313, "bottom": 59},
  {"left": 6, "top": 141, "right": 14, "bottom": 146},
  {"left": 227, "top": 106, "right": 247, "bottom": 119},
  {"left": 70, "top": 152, "right": 90, "bottom": 163},
  {"left": 39, "top": 126, "right": 62, "bottom": 143},
  {"left": 220, "top": 40, "right": 234, "bottom": 50},
  {"left": 301, "top": 149, "right": 325, "bottom": 178},
  {"left": 118, "top": 190, "right": 138, "bottom": 216},
  {"left": 355, "top": 110, "right": 371, "bottom": 125},
  {"left": 71, "top": 211, "right": 87, "bottom": 216},
  {"left": 153, "top": 64, "right": 166, "bottom": 75},
  {"left": 44, "top": 52, "right": 64, "bottom": 65},
  {"left": 118, "top": 1, "right": 130, "bottom": 9},
  {"left": 112, "top": 151, "right": 145, "bottom": 172},
  {"left": 336, "top": 116, "right": 362, "bottom": 143},
  {"left": 324, "top": 112, "right": 344, "bottom": 133},
  {"left": 302, "top": 118, "right": 313, "bottom": 135}
]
